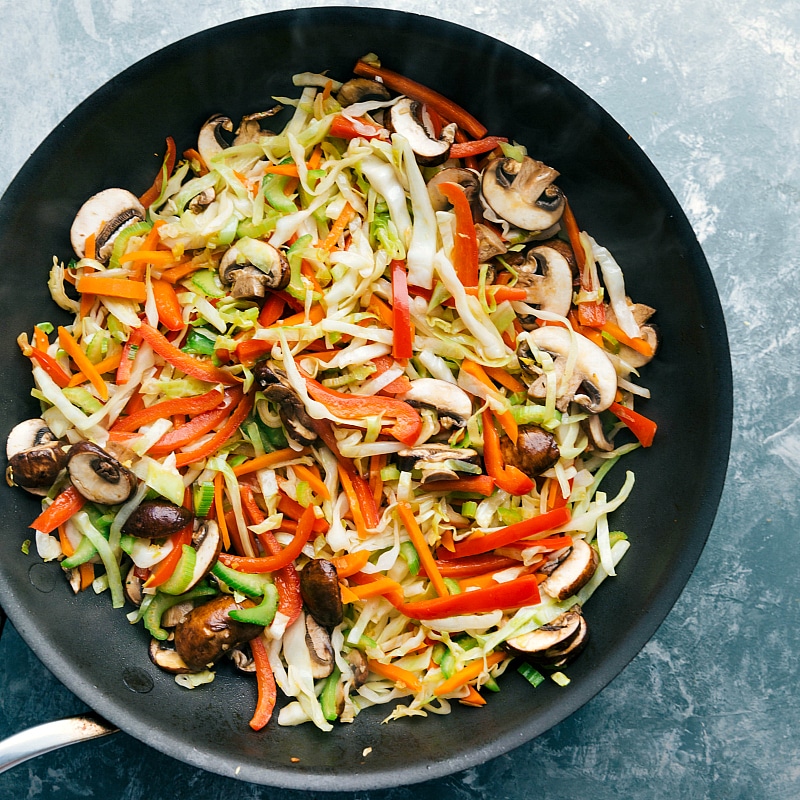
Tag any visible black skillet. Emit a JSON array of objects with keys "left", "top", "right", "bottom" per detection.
[{"left": 0, "top": 6, "right": 732, "bottom": 791}]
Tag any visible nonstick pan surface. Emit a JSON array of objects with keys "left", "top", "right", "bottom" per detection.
[{"left": 0, "top": 7, "right": 732, "bottom": 791}]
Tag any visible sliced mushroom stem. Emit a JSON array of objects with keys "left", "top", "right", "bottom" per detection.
[{"left": 70, "top": 188, "right": 146, "bottom": 263}]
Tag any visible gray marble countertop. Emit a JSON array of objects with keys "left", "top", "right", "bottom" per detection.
[{"left": 0, "top": 1, "right": 797, "bottom": 798}]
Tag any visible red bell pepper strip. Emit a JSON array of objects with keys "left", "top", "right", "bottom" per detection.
[
  {"left": 150, "top": 279, "right": 184, "bottom": 332},
  {"left": 432, "top": 553, "right": 521, "bottom": 576},
  {"left": 30, "top": 486, "right": 86, "bottom": 534},
  {"left": 609, "top": 401, "right": 658, "bottom": 447},
  {"left": 248, "top": 635, "right": 277, "bottom": 730},
  {"left": 218, "top": 504, "right": 315, "bottom": 573},
  {"left": 304, "top": 376, "right": 422, "bottom": 446},
  {"left": 240, "top": 485, "right": 302, "bottom": 625},
  {"left": 277, "top": 494, "right": 329, "bottom": 533},
  {"left": 139, "top": 136, "right": 177, "bottom": 208},
  {"left": 353, "top": 60, "right": 487, "bottom": 139},
  {"left": 143, "top": 524, "right": 193, "bottom": 589},
  {"left": 449, "top": 136, "right": 509, "bottom": 159},
  {"left": 370, "top": 355, "right": 413, "bottom": 395},
  {"left": 173, "top": 390, "right": 253, "bottom": 467},
  {"left": 438, "top": 182, "right": 479, "bottom": 287},
  {"left": 115, "top": 329, "right": 142, "bottom": 385},
  {"left": 235, "top": 338, "right": 273, "bottom": 366},
  {"left": 312, "top": 418, "right": 380, "bottom": 530},
  {"left": 481, "top": 409, "right": 533, "bottom": 496},
  {"left": 112, "top": 387, "right": 224, "bottom": 432},
  {"left": 448, "top": 505, "right": 572, "bottom": 559},
  {"left": 391, "top": 574, "right": 541, "bottom": 620},
  {"left": 28, "top": 348, "right": 71, "bottom": 388},
  {"left": 391, "top": 259, "right": 414, "bottom": 359},
  {"left": 422, "top": 475, "right": 496, "bottom": 497},
  {"left": 147, "top": 389, "right": 239, "bottom": 457},
  {"left": 329, "top": 114, "right": 386, "bottom": 140},
  {"left": 137, "top": 323, "right": 239, "bottom": 386}
]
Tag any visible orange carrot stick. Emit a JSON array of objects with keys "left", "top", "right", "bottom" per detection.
[
  {"left": 57, "top": 326, "right": 108, "bottom": 401},
  {"left": 434, "top": 651, "right": 506, "bottom": 697},
  {"left": 396, "top": 502, "right": 449, "bottom": 598},
  {"left": 367, "top": 659, "right": 422, "bottom": 692}
]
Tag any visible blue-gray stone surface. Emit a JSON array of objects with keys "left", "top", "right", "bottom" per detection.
[{"left": 0, "top": 1, "right": 797, "bottom": 798}]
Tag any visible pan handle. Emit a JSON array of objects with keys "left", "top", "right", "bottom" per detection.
[{"left": 0, "top": 712, "right": 119, "bottom": 774}]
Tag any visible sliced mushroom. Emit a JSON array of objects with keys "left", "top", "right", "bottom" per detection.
[
  {"left": 606, "top": 300, "right": 659, "bottom": 367},
  {"left": 6, "top": 418, "right": 67, "bottom": 494},
  {"left": 543, "top": 614, "right": 590, "bottom": 667},
  {"left": 149, "top": 638, "right": 193, "bottom": 674},
  {"left": 481, "top": 156, "right": 565, "bottom": 232},
  {"left": 336, "top": 78, "right": 391, "bottom": 106},
  {"left": 300, "top": 559, "right": 344, "bottom": 628},
  {"left": 397, "top": 379, "right": 473, "bottom": 430},
  {"left": 514, "top": 244, "right": 574, "bottom": 318},
  {"left": 506, "top": 606, "right": 583, "bottom": 657},
  {"left": 539, "top": 539, "right": 598, "bottom": 601},
  {"left": 427, "top": 168, "right": 481, "bottom": 217},
  {"left": 388, "top": 97, "right": 457, "bottom": 166},
  {"left": 124, "top": 565, "right": 143, "bottom": 607},
  {"left": 229, "top": 645, "right": 257, "bottom": 673},
  {"left": 197, "top": 114, "right": 233, "bottom": 164},
  {"left": 253, "top": 362, "right": 318, "bottom": 446},
  {"left": 306, "top": 613, "right": 336, "bottom": 679},
  {"left": 70, "top": 188, "right": 147, "bottom": 263},
  {"left": 233, "top": 108, "right": 282, "bottom": 146},
  {"left": 122, "top": 500, "right": 194, "bottom": 539},
  {"left": 522, "top": 327, "right": 618, "bottom": 413},
  {"left": 499, "top": 424, "right": 560, "bottom": 478},
  {"left": 346, "top": 648, "right": 369, "bottom": 687},
  {"left": 584, "top": 414, "right": 614, "bottom": 452},
  {"left": 66, "top": 441, "right": 137, "bottom": 505},
  {"left": 219, "top": 238, "right": 290, "bottom": 300},
  {"left": 184, "top": 520, "right": 223, "bottom": 592},
  {"left": 187, "top": 187, "right": 216, "bottom": 213},
  {"left": 397, "top": 443, "right": 481, "bottom": 483},
  {"left": 161, "top": 600, "right": 195, "bottom": 628},
  {"left": 475, "top": 223, "right": 508, "bottom": 262},
  {"left": 173, "top": 595, "right": 263, "bottom": 671}
]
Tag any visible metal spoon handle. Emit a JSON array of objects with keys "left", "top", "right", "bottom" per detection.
[{"left": 0, "top": 713, "right": 118, "bottom": 774}]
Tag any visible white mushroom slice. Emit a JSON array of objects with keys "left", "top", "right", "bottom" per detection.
[
  {"left": 506, "top": 606, "right": 583, "bottom": 656},
  {"left": 305, "top": 614, "right": 335, "bottom": 679},
  {"left": 397, "top": 443, "right": 481, "bottom": 483},
  {"left": 539, "top": 539, "right": 598, "bottom": 601},
  {"left": 197, "top": 114, "right": 233, "bottom": 164},
  {"left": 183, "top": 520, "right": 223, "bottom": 593},
  {"left": 390, "top": 97, "right": 457, "bottom": 166},
  {"left": 397, "top": 378, "right": 473, "bottom": 429},
  {"left": 70, "top": 188, "right": 146, "bottom": 262},
  {"left": 427, "top": 167, "right": 480, "bottom": 213},
  {"left": 6, "top": 418, "right": 66, "bottom": 494},
  {"left": 524, "top": 326, "right": 618, "bottom": 413},
  {"left": 149, "top": 639, "right": 192, "bottom": 674},
  {"left": 515, "top": 245, "right": 573, "bottom": 318},
  {"left": 67, "top": 441, "right": 137, "bottom": 505},
  {"left": 475, "top": 223, "right": 508, "bottom": 262},
  {"left": 219, "top": 238, "right": 291, "bottom": 299},
  {"left": 481, "top": 156, "right": 565, "bottom": 232}
]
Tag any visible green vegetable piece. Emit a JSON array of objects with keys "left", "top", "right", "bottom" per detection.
[
  {"left": 144, "top": 584, "right": 217, "bottom": 641},
  {"left": 158, "top": 545, "right": 198, "bottom": 595},
  {"left": 228, "top": 583, "right": 278, "bottom": 626},
  {"left": 211, "top": 561, "right": 273, "bottom": 599},
  {"left": 440, "top": 648, "right": 457, "bottom": 680},
  {"left": 517, "top": 662, "right": 545, "bottom": 688},
  {"left": 60, "top": 534, "right": 98, "bottom": 570},
  {"left": 320, "top": 666, "right": 342, "bottom": 722},
  {"left": 400, "top": 541, "right": 421, "bottom": 576},
  {"left": 192, "top": 481, "right": 215, "bottom": 518}
]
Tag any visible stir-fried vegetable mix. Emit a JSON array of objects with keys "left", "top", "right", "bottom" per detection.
[{"left": 6, "top": 55, "right": 660, "bottom": 731}]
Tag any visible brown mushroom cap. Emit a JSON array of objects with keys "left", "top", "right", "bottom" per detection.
[
  {"left": 122, "top": 500, "right": 193, "bottom": 539},
  {"left": 300, "top": 558, "right": 344, "bottom": 628},
  {"left": 499, "top": 425, "right": 560, "bottom": 478},
  {"left": 173, "top": 595, "right": 263, "bottom": 671},
  {"left": 539, "top": 539, "right": 598, "bottom": 601}
]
